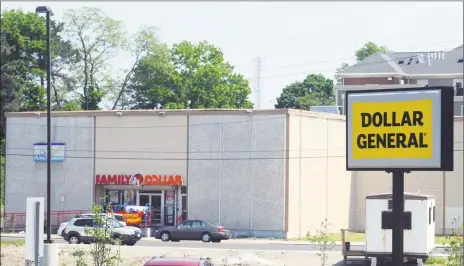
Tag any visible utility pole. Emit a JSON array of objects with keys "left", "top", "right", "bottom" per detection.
[{"left": 253, "top": 57, "right": 262, "bottom": 109}]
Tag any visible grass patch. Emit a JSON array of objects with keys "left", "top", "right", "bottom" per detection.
[
  {"left": 425, "top": 256, "right": 447, "bottom": 265},
  {"left": 1, "top": 239, "right": 25, "bottom": 245},
  {"left": 295, "top": 232, "right": 463, "bottom": 244},
  {"left": 435, "top": 235, "right": 464, "bottom": 245},
  {"left": 296, "top": 232, "right": 365, "bottom": 242}
]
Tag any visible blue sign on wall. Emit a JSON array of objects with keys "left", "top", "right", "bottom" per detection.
[{"left": 33, "top": 143, "right": 66, "bottom": 162}]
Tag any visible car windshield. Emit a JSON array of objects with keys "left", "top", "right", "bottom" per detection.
[
  {"left": 114, "top": 215, "right": 125, "bottom": 222},
  {"left": 108, "top": 218, "right": 123, "bottom": 228}
]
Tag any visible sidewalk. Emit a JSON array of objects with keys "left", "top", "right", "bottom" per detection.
[
  {"left": 1, "top": 233, "right": 62, "bottom": 240},
  {"left": 0, "top": 233, "right": 447, "bottom": 248},
  {"left": 0, "top": 233, "right": 364, "bottom": 246}
]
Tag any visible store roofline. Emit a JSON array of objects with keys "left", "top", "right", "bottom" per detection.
[{"left": 4, "top": 108, "right": 346, "bottom": 121}]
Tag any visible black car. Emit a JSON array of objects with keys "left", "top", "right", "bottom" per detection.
[{"left": 154, "top": 219, "right": 232, "bottom": 243}]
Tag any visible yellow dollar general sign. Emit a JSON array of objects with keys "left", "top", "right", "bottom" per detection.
[
  {"left": 345, "top": 86, "right": 454, "bottom": 171},
  {"left": 351, "top": 99, "right": 433, "bottom": 159}
]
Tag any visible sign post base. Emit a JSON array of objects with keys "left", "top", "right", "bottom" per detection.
[{"left": 391, "top": 170, "right": 406, "bottom": 266}]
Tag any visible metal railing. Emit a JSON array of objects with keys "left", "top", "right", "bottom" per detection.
[{"left": 0, "top": 210, "right": 89, "bottom": 232}]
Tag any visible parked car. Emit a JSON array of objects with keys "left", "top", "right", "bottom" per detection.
[
  {"left": 57, "top": 213, "right": 126, "bottom": 237},
  {"left": 63, "top": 216, "right": 141, "bottom": 245},
  {"left": 154, "top": 220, "right": 231, "bottom": 243},
  {"left": 143, "top": 257, "right": 214, "bottom": 266}
]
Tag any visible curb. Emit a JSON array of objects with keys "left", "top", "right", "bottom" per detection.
[{"left": 0, "top": 234, "right": 448, "bottom": 248}]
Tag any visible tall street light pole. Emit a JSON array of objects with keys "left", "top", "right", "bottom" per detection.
[{"left": 36, "top": 5, "right": 53, "bottom": 244}]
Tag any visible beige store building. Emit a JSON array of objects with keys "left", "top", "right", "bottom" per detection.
[
  {"left": 4, "top": 110, "right": 463, "bottom": 237},
  {"left": 93, "top": 114, "right": 188, "bottom": 227}
]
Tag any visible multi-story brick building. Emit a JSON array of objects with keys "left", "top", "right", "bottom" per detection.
[{"left": 336, "top": 45, "right": 463, "bottom": 116}]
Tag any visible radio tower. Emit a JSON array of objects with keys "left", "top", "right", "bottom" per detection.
[{"left": 253, "top": 57, "right": 262, "bottom": 109}]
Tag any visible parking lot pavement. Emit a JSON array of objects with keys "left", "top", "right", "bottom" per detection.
[
  {"left": 0, "top": 233, "right": 448, "bottom": 253},
  {"left": 0, "top": 233, "right": 362, "bottom": 245}
]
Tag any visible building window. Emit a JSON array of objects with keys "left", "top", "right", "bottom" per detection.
[{"left": 455, "top": 81, "right": 463, "bottom": 96}]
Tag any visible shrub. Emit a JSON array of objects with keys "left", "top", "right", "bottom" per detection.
[
  {"left": 306, "top": 218, "right": 336, "bottom": 266},
  {"left": 72, "top": 197, "right": 122, "bottom": 266},
  {"left": 444, "top": 217, "right": 463, "bottom": 266}
]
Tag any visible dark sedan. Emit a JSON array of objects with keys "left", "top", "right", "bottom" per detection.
[{"left": 154, "top": 219, "right": 232, "bottom": 243}]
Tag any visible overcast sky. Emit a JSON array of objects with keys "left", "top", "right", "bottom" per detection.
[{"left": 2, "top": 1, "right": 463, "bottom": 109}]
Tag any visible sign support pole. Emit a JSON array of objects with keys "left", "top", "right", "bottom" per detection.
[{"left": 391, "top": 170, "right": 405, "bottom": 266}]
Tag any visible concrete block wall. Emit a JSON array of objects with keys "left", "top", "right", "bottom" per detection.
[
  {"left": 5, "top": 117, "right": 94, "bottom": 220},
  {"left": 287, "top": 114, "right": 351, "bottom": 238},
  {"left": 187, "top": 114, "right": 286, "bottom": 236}
]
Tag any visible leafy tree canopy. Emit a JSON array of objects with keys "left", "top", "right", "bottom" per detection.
[
  {"left": 275, "top": 74, "right": 335, "bottom": 110},
  {"left": 128, "top": 41, "right": 253, "bottom": 110},
  {"left": 355, "top": 41, "right": 389, "bottom": 61}
]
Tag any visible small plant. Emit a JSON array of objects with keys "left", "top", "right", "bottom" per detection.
[
  {"left": 72, "top": 249, "right": 87, "bottom": 266},
  {"left": 443, "top": 217, "right": 463, "bottom": 266},
  {"left": 72, "top": 196, "right": 122, "bottom": 266},
  {"left": 306, "top": 219, "right": 336, "bottom": 266},
  {"left": 425, "top": 256, "right": 447, "bottom": 265}
]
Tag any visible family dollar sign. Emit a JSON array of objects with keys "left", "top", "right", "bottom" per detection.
[{"left": 351, "top": 99, "right": 433, "bottom": 160}]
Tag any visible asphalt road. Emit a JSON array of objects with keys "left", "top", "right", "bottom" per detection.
[{"left": 0, "top": 235, "right": 447, "bottom": 256}]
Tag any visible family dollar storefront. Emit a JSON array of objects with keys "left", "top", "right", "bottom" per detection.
[
  {"left": 93, "top": 114, "right": 189, "bottom": 229},
  {"left": 95, "top": 173, "right": 185, "bottom": 228}
]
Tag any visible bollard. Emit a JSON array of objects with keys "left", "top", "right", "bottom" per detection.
[
  {"left": 42, "top": 244, "right": 59, "bottom": 266},
  {"left": 142, "top": 227, "right": 151, "bottom": 238}
]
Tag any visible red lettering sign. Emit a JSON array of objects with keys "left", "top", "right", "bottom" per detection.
[
  {"left": 95, "top": 174, "right": 183, "bottom": 186},
  {"left": 115, "top": 211, "right": 144, "bottom": 225}
]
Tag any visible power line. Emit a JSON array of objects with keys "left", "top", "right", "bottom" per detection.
[
  {"left": 256, "top": 39, "right": 463, "bottom": 71},
  {"left": 6, "top": 149, "right": 462, "bottom": 161},
  {"left": 253, "top": 57, "right": 262, "bottom": 109},
  {"left": 255, "top": 46, "right": 459, "bottom": 80},
  {"left": 6, "top": 153, "right": 345, "bottom": 161},
  {"left": 6, "top": 115, "right": 287, "bottom": 129},
  {"left": 3, "top": 43, "right": 451, "bottom": 96},
  {"left": 6, "top": 146, "right": 346, "bottom": 154}
]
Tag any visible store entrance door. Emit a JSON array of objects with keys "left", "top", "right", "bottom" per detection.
[{"left": 138, "top": 193, "right": 164, "bottom": 226}]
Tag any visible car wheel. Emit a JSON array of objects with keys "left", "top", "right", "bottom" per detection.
[
  {"left": 68, "top": 235, "right": 80, "bottom": 244},
  {"left": 201, "top": 232, "right": 212, "bottom": 243},
  {"left": 171, "top": 240, "right": 180, "bottom": 242},
  {"left": 212, "top": 240, "right": 221, "bottom": 243},
  {"left": 160, "top": 232, "right": 170, "bottom": 242},
  {"left": 61, "top": 231, "right": 65, "bottom": 237},
  {"left": 125, "top": 241, "right": 137, "bottom": 246}
]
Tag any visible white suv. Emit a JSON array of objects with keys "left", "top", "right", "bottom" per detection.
[
  {"left": 58, "top": 213, "right": 126, "bottom": 237},
  {"left": 63, "top": 217, "right": 141, "bottom": 246}
]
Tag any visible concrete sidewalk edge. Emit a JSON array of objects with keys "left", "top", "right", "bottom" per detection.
[{"left": 1, "top": 233, "right": 448, "bottom": 248}]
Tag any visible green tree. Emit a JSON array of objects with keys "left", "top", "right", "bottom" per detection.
[
  {"left": 64, "top": 7, "right": 126, "bottom": 110},
  {"left": 355, "top": 41, "right": 390, "bottom": 61},
  {"left": 1, "top": 9, "right": 78, "bottom": 111},
  {"left": 128, "top": 41, "right": 253, "bottom": 109},
  {"left": 334, "top": 63, "right": 349, "bottom": 85},
  {"left": 0, "top": 10, "right": 47, "bottom": 112},
  {"left": 275, "top": 74, "right": 335, "bottom": 110},
  {"left": 110, "top": 25, "right": 168, "bottom": 110}
]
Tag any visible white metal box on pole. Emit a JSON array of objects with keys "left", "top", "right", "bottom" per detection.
[
  {"left": 25, "top": 197, "right": 44, "bottom": 263},
  {"left": 365, "top": 193, "right": 436, "bottom": 259}
]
